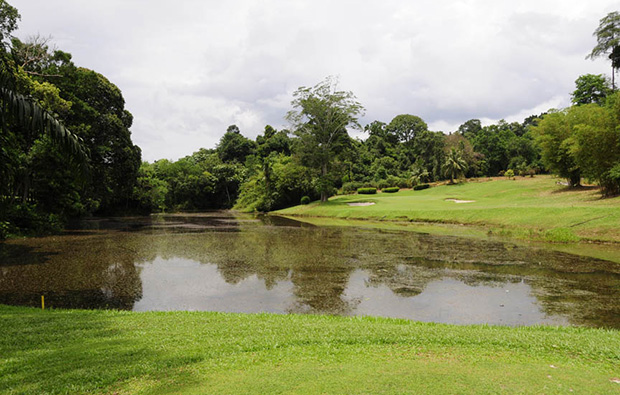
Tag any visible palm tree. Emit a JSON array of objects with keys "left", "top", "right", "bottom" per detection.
[
  {"left": 1, "top": 65, "right": 88, "bottom": 204},
  {"left": 443, "top": 148, "right": 468, "bottom": 184},
  {"left": 0, "top": 68, "right": 87, "bottom": 161},
  {"left": 587, "top": 11, "right": 620, "bottom": 90}
]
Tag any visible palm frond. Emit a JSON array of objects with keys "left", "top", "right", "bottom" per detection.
[{"left": 0, "top": 68, "right": 89, "bottom": 169}]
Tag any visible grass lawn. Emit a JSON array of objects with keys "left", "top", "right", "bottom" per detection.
[
  {"left": 1, "top": 305, "right": 619, "bottom": 394},
  {"left": 276, "top": 176, "right": 620, "bottom": 243}
]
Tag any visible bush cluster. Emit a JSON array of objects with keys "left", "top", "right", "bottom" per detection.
[
  {"left": 382, "top": 187, "right": 399, "bottom": 193},
  {"left": 357, "top": 187, "right": 377, "bottom": 194},
  {"left": 300, "top": 196, "right": 311, "bottom": 205},
  {"left": 413, "top": 184, "right": 430, "bottom": 191}
]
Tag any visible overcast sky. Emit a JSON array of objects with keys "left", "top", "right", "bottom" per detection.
[{"left": 10, "top": 0, "right": 619, "bottom": 161}]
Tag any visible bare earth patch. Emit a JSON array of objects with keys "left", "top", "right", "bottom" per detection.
[
  {"left": 348, "top": 202, "right": 376, "bottom": 206},
  {"left": 445, "top": 199, "right": 476, "bottom": 204}
]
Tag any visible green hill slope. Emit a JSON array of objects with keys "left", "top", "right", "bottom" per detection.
[{"left": 276, "top": 176, "right": 620, "bottom": 243}]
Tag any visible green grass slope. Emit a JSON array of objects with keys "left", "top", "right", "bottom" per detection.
[
  {"left": 1, "top": 305, "right": 618, "bottom": 394},
  {"left": 277, "top": 176, "right": 620, "bottom": 243}
]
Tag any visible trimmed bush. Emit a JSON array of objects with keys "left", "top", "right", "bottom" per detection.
[
  {"left": 382, "top": 187, "right": 399, "bottom": 193},
  {"left": 413, "top": 183, "right": 430, "bottom": 191},
  {"left": 300, "top": 196, "right": 311, "bottom": 205},
  {"left": 357, "top": 187, "right": 377, "bottom": 195}
]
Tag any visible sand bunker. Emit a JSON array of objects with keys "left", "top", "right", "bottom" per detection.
[
  {"left": 445, "top": 198, "right": 475, "bottom": 204},
  {"left": 347, "top": 202, "right": 376, "bottom": 206}
]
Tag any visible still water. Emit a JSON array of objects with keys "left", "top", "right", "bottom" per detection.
[{"left": 0, "top": 213, "right": 618, "bottom": 328}]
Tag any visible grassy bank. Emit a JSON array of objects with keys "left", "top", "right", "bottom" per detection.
[
  {"left": 0, "top": 305, "right": 618, "bottom": 394},
  {"left": 276, "top": 176, "right": 620, "bottom": 243}
]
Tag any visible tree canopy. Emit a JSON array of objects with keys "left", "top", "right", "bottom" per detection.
[
  {"left": 286, "top": 77, "right": 364, "bottom": 202},
  {"left": 571, "top": 74, "right": 612, "bottom": 105},
  {"left": 0, "top": 4, "right": 141, "bottom": 236},
  {"left": 588, "top": 11, "right": 620, "bottom": 89}
]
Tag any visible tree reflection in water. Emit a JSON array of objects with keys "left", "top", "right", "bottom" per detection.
[{"left": 0, "top": 213, "right": 618, "bottom": 328}]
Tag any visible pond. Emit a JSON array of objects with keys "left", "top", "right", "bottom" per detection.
[{"left": 0, "top": 212, "right": 618, "bottom": 328}]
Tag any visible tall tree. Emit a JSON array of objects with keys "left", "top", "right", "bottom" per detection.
[
  {"left": 286, "top": 77, "right": 364, "bottom": 202},
  {"left": 571, "top": 74, "right": 612, "bottom": 105},
  {"left": 587, "top": 11, "right": 620, "bottom": 90}
]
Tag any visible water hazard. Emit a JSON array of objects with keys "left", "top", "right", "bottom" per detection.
[{"left": 0, "top": 213, "right": 618, "bottom": 328}]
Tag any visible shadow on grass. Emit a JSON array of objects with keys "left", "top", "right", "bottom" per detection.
[
  {"left": 550, "top": 185, "right": 600, "bottom": 194},
  {"left": 0, "top": 307, "right": 204, "bottom": 394}
]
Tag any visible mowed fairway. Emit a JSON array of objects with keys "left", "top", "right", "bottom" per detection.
[
  {"left": 0, "top": 306, "right": 619, "bottom": 395},
  {"left": 277, "top": 176, "right": 620, "bottom": 243}
]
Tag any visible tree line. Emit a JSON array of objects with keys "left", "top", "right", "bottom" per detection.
[
  {"left": 135, "top": 80, "right": 545, "bottom": 214},
  {"left": 1, "top": 1, "right": 619, "bottom": 238},
  {"left": 0, "top": 1, "right": 140, "bottom": 236}
]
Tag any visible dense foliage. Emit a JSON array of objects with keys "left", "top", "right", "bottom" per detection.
[
  {"left": 532, "top": 97, "right": 620, "bottom": 195},
  {"left": 2, "top": 2, "right": 619, "bottom": 236},
  {"left": 0, "top": 1, "right": 140, "bottom": 236}
]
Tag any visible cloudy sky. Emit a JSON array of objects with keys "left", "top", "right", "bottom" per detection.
[{"left": 10, "top": 0, "right": 619, "bottom": 161}]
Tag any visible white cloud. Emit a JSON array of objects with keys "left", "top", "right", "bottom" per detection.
[{"left": 10, "top": 0, "right": 618, "bottom": 161}]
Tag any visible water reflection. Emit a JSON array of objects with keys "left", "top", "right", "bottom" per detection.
[{"left": 0, "top": 212, "right": 618, "bottom": 328}]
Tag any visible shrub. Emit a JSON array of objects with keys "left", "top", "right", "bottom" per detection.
[
  {"left": 376, "top": 179, "right": 391, "bottom": 190},
  {"left": 386, "top": 175, "right": 410, "bottom": 189},
  {"left": 505, "top": 169, "right": 515, "bottom": 179},
  {"left": 600, "top": 163, "right": 620, "bottom": 196},
  {"left": 413, "top": 183, "right": 430, "bottom": 191},
  {"left": 0, "top": 221, "right": 10, "bottom": 240},
  {"left": 300, "top": 196, "right": 311, "bottom": 205},
  {"left": 357, "top": 187, "right": 377, "bottom": 194},
  {"left": 6, "top": 203, "right": 64, "bottom": 236},
  {"left": 382, "top": 187, "right": 399, "bottom": 193},
  {"left": 342, "top": 181, "right": 363, "bottom": 194}
]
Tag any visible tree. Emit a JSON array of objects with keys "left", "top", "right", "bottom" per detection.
[
  {"left": 443, "top": 148, "right": 468, "bottom": 184},
  {"left": 132, "top": 162, "right": 168, "bottom": 212},
  {"left": 572, "top": 96, "right": 620, "bottom": 195},
  {"left": 286, "top": 77, "right": 364, "bottom": 202},
  {"left": 386, "top": 114, "right": 428, "bottom": 145},
  {"left": 457, "top": 119, "right": 482, "bottom": 139},
  {"left": 587, "top": 11, "right": 620, "bottom": 90},
  {"left": 467, "top": 120, "right": 538, "bottom": 177},
  {"left": 445, "top": 133, "right": 481, "bottom": 177},
  {"left": 533, "top": 102, "right": 620, "bottom": 194},
  {"left": 0, "top": 67, "right": 87, "bottom": 161},
  {"left": 255, "top": 125, "right": 291, "bottom": 158},
  {"left": 47, "top": 63, "right": 142, "bottom": 214},
  {"left": 235, "top": 153, "right": 316, "bottom": 212},
  {"left": 0, "top": 0, "right": 19, "bottom": 46},
  {"left": 216, "top": 125, "right": 256, "bottom": 163},
  {"left": 0, "top": 64, "right": 88, "bottom": 209},
  {"left": 571, "top": 74, "right": 612, "bottom": 105},
  {"left": 531, "top": 110, "right": 579, "bottom": 186}
]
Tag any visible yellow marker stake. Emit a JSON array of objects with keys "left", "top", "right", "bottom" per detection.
[{"left": 41, "top": 295, "right": 45, "bottom": 310}]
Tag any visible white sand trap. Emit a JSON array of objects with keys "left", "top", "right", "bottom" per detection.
[
  {"left": 348, "top": 202, "right": 376, "bottom": 206},
  {"left": 445, "top": 198, "right": 476, "bottom": 204}
]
